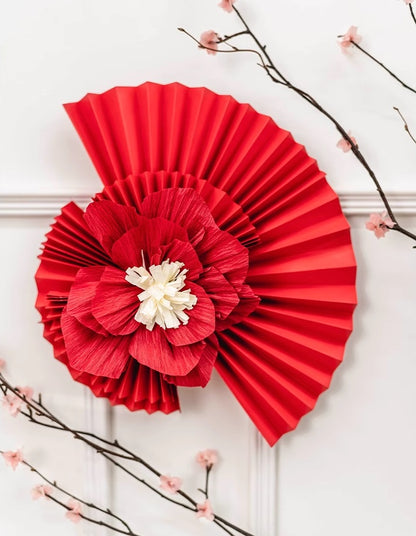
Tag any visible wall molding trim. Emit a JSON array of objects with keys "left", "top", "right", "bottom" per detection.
[
  {"left": 250, "top": 429, "right": 277, "bottom": 536},
  {"left": 1, "top": 191, "right": 416, "bottom": 217}
]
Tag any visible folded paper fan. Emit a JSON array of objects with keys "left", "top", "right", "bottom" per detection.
[{"left": 36, "top": 82, "right": 356, "bottom": 446}]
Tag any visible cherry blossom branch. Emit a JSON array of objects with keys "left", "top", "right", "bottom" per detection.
[
  {"left": 0, "top": 449, "right": 138, "bottom": 535},
  {"left": 394, "top": 106, "right": 416, "bottom": 144},
  {"left": 348, "top": 40, "right": 416, "bottom": 95},
  {"left": 178, "top": 28, "right": 268, "bottom": 68},
  {"left": 0, "top": 373, "right": 254, "bottom": 536},
  {"left": 179, "top": 7, "right": 416, "bottom": 243}
]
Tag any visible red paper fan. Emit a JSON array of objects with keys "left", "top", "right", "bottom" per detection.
[{"left": 36, "top": 82, "right": 356, "bottom": 446}]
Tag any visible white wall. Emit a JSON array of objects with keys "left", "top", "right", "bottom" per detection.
[{"left": 1, "top": 1, "right": 415, "bottom": 535}]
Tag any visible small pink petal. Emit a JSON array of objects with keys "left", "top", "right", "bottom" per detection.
[
  {"left": 32, "top": 484, "right": 52, "bottom": 500},
  {"left": 196, "top": 449, "right": 218, "bottom": 468},
  {"left": 200, "top": 30, "right": 219, "bottom": 55},
  {"left": 66, "top": 499, "right": 82, "bottom": 523},
  {"left": 336, "top": 132, "right": 357, "bottom": 153},
  {"left": 380, "top": 211, "right": 395, "bottom": 228},
  {"left": 160, "top": 475, "right": 182, "bottom": 494},
  {"left": 218, "top": 0, "right": 236, "bottom": 12},
  {"left": 339, "top": 26, "right": 361, "bottom": 48},
  {"left": 2, "top": 449, "right": 23, "bottom": 470},
  {"left": 196, "top": 499, "right": 215, "bottom": 522},
  {"left": 0, "top": 359, "right": 5, "bottom": 372},
  {"left": 2, "top": 394, "right": 23, "bottom": 417}
]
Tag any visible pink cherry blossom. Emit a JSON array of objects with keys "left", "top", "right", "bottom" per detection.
[
  {"left": 196, "top": 449, "right": 218, "bottom": 468},
  {"left": 196, "top": 499, "right": 214, "bottom": 521},
  {"left": 32, "top": 484, "right": 52, "bottom": 500},
  {"left": 2, "top": 449, "right": 23, "bottom": 470},
  {"left": 339, "top": 26, "right": 361, "bottom": 48},
  {"left": 219, "top": 0, "right": 236, "bottom": 12},
  {"left": 160, "top": 474, "right": 182, "bottom": 494},
  {"left": 336, "top": 132, "right": 357, "bottom": 153},
  {"left": 0, "top": 359, "right": 5, "bottom": 372},
  {"left": 2, "top": 393, "right": 23, "bottom": 417},
  {"left": 200, "top": 30, "right": 219, "bottom": 55},
  {"left": 365, "top": 212, "right": 395, "bottom": 238},
  {"left": 404, "top": 0, "right": 413, "bottom": 4},
  {"left": 65, "top": 499, "right": 82, "bottom": 524},
  {"left": 3, "top": 386, "right": 33, "bottom": 417}
]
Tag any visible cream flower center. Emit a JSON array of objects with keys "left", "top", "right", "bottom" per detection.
[{"left": 125, "top": 260, "right": 197, "bottom": 331}]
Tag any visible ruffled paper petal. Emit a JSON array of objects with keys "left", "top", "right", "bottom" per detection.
[
  {"left": 195, "top": 227, "right": 249, "bottom": 291},
  {"left": 164, "top": 282, "right": 216, "bottom": 346},
  {"left": 159, "top": 239, "right": 203, "bottom": 281},
  {"left": 61, "top": 313, "right": 131, "bottom": 378},
  {"left": 216, "top": 284, "right": 260, "bottom": 331},
  {"left": 110, "top": 217, "right": 188, "bottom": 269},
  {"left": 197, "top": 266, "right": 239, "bottom": 321},
  {"left": 66, "top": 266, "right": 108, "bottom": 335},
  {"left": 129, "top": 326, "right": 204, "bottom": 376},
  {"left": 164, "top": 335, "right": 218, "bottom": 387},
  {"left": 141, "top": 188, "right": 216, "bottom": 243},
  {"left": 91, "top": 266, "right": 140, "bottom": 335},
  {"left": 84, "top": 200, "right": 141, "bottom": 256}
]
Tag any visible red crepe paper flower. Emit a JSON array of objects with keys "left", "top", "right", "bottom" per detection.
[
  {"left": 36, "top": 82, "right": 356, "bottom": 446},
  {"left": 59, "top": 191, "right": 257, "bottom": 387}
]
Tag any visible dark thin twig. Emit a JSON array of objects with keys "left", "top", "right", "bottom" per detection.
[
  {"left": 410, "top": 4, "right": 416, "bottom": 26},
  {"left": 220, "top": 30, "right": 249, "bottom": 43},
  {"left": 350, "top": 40, "right": 416, "bottom": 95},
  {"left": 198, "top": 466, "right": 212, "bottom": 499},
  {"left": 393, "top": 106, "right": 416, "bottom": 144},
  {"left": 178, "top": 28, "right": 269, "bottom": 70},
  {"left": 206, "top": 466, "right": 212, "bottom": 498}
]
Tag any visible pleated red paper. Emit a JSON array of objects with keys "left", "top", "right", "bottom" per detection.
[{"left": 36, "top": 82, "right": 357, "bottom": 446}]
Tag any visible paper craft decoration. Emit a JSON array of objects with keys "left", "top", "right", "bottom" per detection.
[{"left": 35, "top": 82, "right": 357, "bottom": 446}]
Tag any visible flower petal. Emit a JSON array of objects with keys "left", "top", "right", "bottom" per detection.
[
  {"left": 129, "top": 326, "right": 204, "bottom": 376},
  {"left": 164, "top": 282, "right": 216, "bottom": 346},
  {"left": 61, "top": 312, "right": 131, "bottom": 377},
  {"left": 140, "top": 188, "right": 216, "bottom": 242},
  {"left": 197, "top": 266, "right": 240, "bottom": 320},
  {"left": 111, "top": 217, "right": 188, "bottom": 269},
  {"left": 66, "top": 266, "right": 108, "bottom": 335},
  {"left": 160, "top": 239, "right": 203, "bottom": 281},
  {"left": 91, "top": 266, "right": 140, "bottom": 335},
  {"left": 195, "top": 227, "right": 249, "bottom": 290},
  {"left": 164, "top": 335, "right": 218, "bottom": 387},
  {"left": 216, "top": 284, "right": 260, "bottom": 331},
  {"left": 84, "top": 200, "right": 142, "bottom": 255}
]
